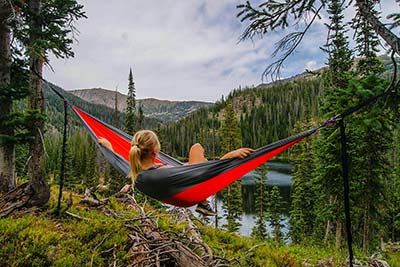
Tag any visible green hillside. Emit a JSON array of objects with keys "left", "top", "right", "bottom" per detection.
[{"left": 158, "top": 77, "right": 323, "bottom": 159}]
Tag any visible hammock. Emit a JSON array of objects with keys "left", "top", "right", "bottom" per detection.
[{"left": 73, "top": 106, "right": 316, "bottom": 207}]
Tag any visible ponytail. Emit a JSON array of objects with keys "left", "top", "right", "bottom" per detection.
[
  {"left": 129, "top": 144, "right": 142, "bottom": 184},
  {"left": 129, "top": 130, "right": 161, "bottom": 185}
]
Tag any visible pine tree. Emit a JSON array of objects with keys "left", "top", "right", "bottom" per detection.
[
  {"left": 313, "top": 0, "right": 353, "bottom": 248},
  {"left": 251, "top": 164, "right": 269, "bottom": 240},
  {"left": 113, "top": 87, "right": 119, "bottom": 128},
  {"left": 136, "top": 104, "right": 144, "bottom": 130},
  {"left": 124, "top": 68, "right": 136, "bottom": 135},
  {"left": 289, "top": 119, "right": 317, "bottom": 244},
  {"left": 0, "top": 3, "right": 15, "bottom": 193},
  {"left": 0, "top": 0, "right": 86, "bottom": 210},
  {"left": 352, "top": 1, "right": 384, "bottom": 77},
  {"left": 219, "top": 101, "right": 243, "bottom": 232},
  {"left": 267, "top": 186, "right": 284, "bottom": 244},
  {"left": 346, "top": 1, "right": 392, "bottom": 250}
]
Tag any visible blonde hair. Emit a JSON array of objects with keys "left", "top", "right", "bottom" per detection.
[{"left": 129, "top": 130, "right": 161, "bottom": 184}]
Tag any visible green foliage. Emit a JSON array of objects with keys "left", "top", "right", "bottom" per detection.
[
  {"left": 0, "top": 208, "right": 130, "bottom": 266},
  {"left": 219, "top": 102, "right": 242, "bottom": 154},
  {"left": 159, "top": 78, "right": 322, "bottom": 159},
  {"left": 124, "top": 68, "right": 136, "bottom": 135},
  {"left": 267, "top": 186, "right": 285, "bottom": 244},
  {"left": 0, "top": 60, "right": 32, "bottom": 146},
  {"left": 11, "top": 0, "right": 86, "bottom": 61},
  {"left": 220, "top": 101, "right": 243, "bottom": 232},
  {"left": 352, "top": 1, "right": 385, "bottom": 77},
  {"left": 251, "top": 164, "right": 269, "bottom": 240},
  {"left": 289, "top": 119, "right": 317, "bottom": 244}
]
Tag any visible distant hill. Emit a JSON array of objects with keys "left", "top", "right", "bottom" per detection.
[
  {"left": 69, "top": 88, "right": 213, "bottom": 122},
  {"left": 43, "top": 83, "right": 161, "bottom": 132}
]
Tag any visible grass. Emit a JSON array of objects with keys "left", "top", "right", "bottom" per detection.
[{"left": 0, "top": 188, "right": 399, "bottom": 266}]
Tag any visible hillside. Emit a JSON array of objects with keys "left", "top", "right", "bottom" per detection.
[
  {"left": 43, "top": 83, "right": 161, "bottom": 132},
  {"left": 158, "top": 76, "right": 323, "bottom": 159},
  {"left": 70, "top": 88, "right": 213, "bottom": 122}
]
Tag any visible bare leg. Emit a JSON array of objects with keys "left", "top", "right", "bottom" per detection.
[
  {"left": 188, "top": 143, "right": 210, "bottom": 205},
  {"left": 188, "top": 143, "right": 207, "bottom": 164}
]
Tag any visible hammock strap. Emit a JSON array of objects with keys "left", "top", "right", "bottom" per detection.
[{"left": 56, "top": 98, "right": 68, "bottom": 215}]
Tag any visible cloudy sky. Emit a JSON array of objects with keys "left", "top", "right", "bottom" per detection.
[{"left": 43, "top": 1, "right": 397, "bottom": 102}]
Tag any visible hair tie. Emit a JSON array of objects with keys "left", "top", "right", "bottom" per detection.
[{"left": 132, "top": 142, "right": 140, "bottom": 148}]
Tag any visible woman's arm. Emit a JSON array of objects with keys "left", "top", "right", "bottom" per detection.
[
  {"left": 97, "top": 137, "right": 114, "bottom": 151},
  {"left": 220, "top": 148, "right": 254, "bottom": 160}
]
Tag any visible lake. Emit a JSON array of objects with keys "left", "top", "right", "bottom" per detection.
[{"left": 205, "top": 161, "right": 293, "bottom": 237}]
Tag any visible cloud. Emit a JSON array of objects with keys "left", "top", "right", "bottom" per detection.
[{"left": 43, "top": 0, "right": 397, "bottom": 102}]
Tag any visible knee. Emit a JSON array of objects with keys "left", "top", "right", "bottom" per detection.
[{"left": 190, "top": 143, "right": 204, "bottom": 153}]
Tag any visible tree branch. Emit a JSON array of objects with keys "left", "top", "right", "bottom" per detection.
[{"left": 356, "top": 0, "right": 400, "bottom": 55}]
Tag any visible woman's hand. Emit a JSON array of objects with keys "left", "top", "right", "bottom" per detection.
[
  {"left": 97, "top": 137, "right": 113, "bottom": 151},
  {"left": 221, "top": 148, "right": 254, "bottom": 160}
]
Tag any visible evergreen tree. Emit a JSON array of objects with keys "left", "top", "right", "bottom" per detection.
[
  {"left": 313, "top": 0, "right": 353, "bottom": 248},
  {"left": 347, "top": 2, "right": 391, "bottom": 250},
  {"left": 219, "top": 102, "right": 242, "bottom": 153},
  {"left": 289, "top": 119, "right": 317, "bottom": 244},
  {"left": 267, "top": 186, "right": 284, "bottom": 244},
  {"left": 0, "top": 2, "right": 14, "bottom": 193},
  {"left": 137, "top": 104, "right": 144, "bottom": 130},
  {"left": 251, "top": 164, "right": 269, "bottom": 240},
  {"left": 237, "top": 0, "right": 400, "bottom": 78},
  {"left": 0, "top": 0, "right": 86, "bottom": 209},
  {"left": 352, "top": 1, "right": 384, "bottom": 77},
  {"left": 124, "top": 68, "right": 136, "bottom": 135},
  {"left": 219, "top": 102, "right": 243, "bottom": 232},
  {"left": 113, "top": 87, "right": 119, "bottom": 128}
]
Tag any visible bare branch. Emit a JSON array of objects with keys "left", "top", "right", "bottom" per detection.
[{"left": 263, "top": 4, "right": 324, "bottom": 81}]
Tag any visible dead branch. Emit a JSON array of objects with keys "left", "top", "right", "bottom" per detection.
[{"left": 65, "top": 211, "right": 89, "bottom": 221}]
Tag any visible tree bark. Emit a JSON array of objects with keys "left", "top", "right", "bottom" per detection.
[
  {"left": 0, "top": 2, "right": 16, "bottom": 194},
  {"left": 27, "top": 0, "right": 49, "bottom": 206},
  {"left": 356, "top": 0, "right": 400, "bottom": 55}
]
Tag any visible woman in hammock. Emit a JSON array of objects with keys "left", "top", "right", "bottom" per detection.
[{"left": 98, "top": 129, "right": 254, "bottom": 216}]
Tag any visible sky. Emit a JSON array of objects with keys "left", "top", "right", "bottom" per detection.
[{"left": 43, "top": 0, "right": 398, "bottom": 102}]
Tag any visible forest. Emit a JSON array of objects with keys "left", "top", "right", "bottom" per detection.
[{"left": 1, "top": 0, "right": 400, "bottom": 266}]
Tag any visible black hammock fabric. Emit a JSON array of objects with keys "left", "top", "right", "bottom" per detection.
[{"left": 72, "top": 106, "right": 316, "bottom": 207}]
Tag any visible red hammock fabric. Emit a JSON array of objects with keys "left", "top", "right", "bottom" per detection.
[{"left": 72, "top": 105, "right": 316, "bottom": 207}]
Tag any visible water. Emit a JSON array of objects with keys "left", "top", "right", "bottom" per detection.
[{"left": 207, "top": 161, "right": 293, "bottom": 237}]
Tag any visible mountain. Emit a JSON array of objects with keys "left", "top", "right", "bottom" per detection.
[
  {"left": 43, "top": 83, "right": 161, "bottom": 132},
  {"left": 69, "top": 88, "right": 213, "bottom": 122}
]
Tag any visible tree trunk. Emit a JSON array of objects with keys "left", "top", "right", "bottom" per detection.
[
  {"left": 356, "top": 0, "right": 400, "bottom": 55},
  {"left": 0, "top": 3, "right": 15, "bottom": 194},
  {"left": 27, "top": 0, "right": 49, "bottom": 206}
]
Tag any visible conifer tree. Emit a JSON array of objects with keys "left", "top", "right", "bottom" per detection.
[
  {"left": 267, "top": 186, "right": 284, "bottom": 243},
  {"left": 136, "top": 104, "right": 144, "bottom": 130},
  {"left": 313, "top": 0, "right": 353, "bottom": 248},
  {"left": 251, "top": 164, "right": 269, "bottom": 240},
  {"left": 0, "top": 2, "right": 15, "bottom": 193},
  {"left": 289, "top": 120, "right": 317, "bottom": 244},
  {"left": 0, "top": 0, "right": 85, "bottom": 210},
  {"left": 219, "top": 102, "right": 243, "bottom": 232},
  {"left": 113, "top": 87, "right": 119, "bottom": 128},
  {"left": 124, "top": 68, "right": 136, "bottom": 135},
  {"left": 352, "top": 1, "right": 384, "bottom": 77},
  {"left": 347, "top": 1, "right": 392, "bottom": 250}
]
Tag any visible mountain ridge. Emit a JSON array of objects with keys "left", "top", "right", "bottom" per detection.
[{"left": 70, "top": 88, "right": 213, "bottom": 122}]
